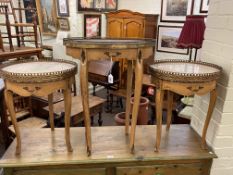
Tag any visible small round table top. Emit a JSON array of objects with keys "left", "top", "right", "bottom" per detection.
[
  {"left": 63, "top": 37, "right": 156, "bottom": 49},
  {"left": 149, "top": 60, "right": 222, "bottom": 83},
  {"left": 0, "top": 59, "right": 77, "bottom": 83}
]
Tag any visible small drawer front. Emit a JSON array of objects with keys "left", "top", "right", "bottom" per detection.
[
  {"left": 117, "top": 163, "right": 206, "bottom": 175},
  {"left": 14, "top": 168, "right": 105, "bottom": 175}
]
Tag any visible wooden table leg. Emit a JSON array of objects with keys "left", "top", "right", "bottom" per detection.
[
  {"left": 155, "top": 88, "right": 164, "bottom": 152},
  {"left": 166, "top": 91, "right": 173, "bottom": 131},
  {"left": 201, "top": 89, "right": 217, "bottom": 149},
  {"left": 125, "top": 60, "right": 133, "bottom": 135},
  {"left": 80, "top": 50, "right": 92, "bottom": 156},
  {"left": 4, "top": 90, "right": 21, "bottom": 155},
  {"left": 48, "top": 93, "right": 55, "bottom": 131},
  {"left": 63, "top": 88, "right": 73, "bottom": 152},
  {"left": 98, "top": 112, "right": 103, "bottom": 126},
  {"left": 130, "top": 53, "right": 143, "bottom": 153}
]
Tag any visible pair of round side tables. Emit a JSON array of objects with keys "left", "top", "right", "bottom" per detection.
[{"left": 0, "top": 38, "right": 222, "bottom": 156}]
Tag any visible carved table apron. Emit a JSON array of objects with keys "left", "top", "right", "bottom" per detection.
[
  {"left": 149, "top": 60, "right": 222, "bottom": 151},
  {"left": 0, "top": 59, "right": 77, "bottom": 155},
  {"left": 64, "top": 38, "right": 155, "bottom": 154}
]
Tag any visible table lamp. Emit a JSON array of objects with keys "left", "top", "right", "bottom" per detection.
[{"left": 177, "top": 15, "right": 206, "bottom": 62}]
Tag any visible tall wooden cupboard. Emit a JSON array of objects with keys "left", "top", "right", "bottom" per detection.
[{"left": 106, "top": 10, "right": 158, "bottom": 87}]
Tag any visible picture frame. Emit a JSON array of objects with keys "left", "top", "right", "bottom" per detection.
[
  {"left": 23, "top": 0, "right": 38, "bottom": 23},
  {"left": 36, "top": 0, "right": 58, "bottom": 36},
  {"left": 56, "top": 0, "right": 70, "bottom": 17},
  {"left": 157, "top": 25, "right": 189, "bottom": 55},
  {"left": 77, "top": 0, "right": 117, "bottom": 12},
  {"left": 200, "top": 0, "right": 209, "bottom": 13},
  {"left": 58, "top": 17, "right": 70, "bottom": 31},
  {"left": 160, "top": 0, "right": 193, "bottom": 23},
  {"left": 84, "top": 14, "right": 101, "bottom": 37}
]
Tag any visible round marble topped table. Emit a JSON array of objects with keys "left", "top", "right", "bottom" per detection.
[
  {"left": 149, "top": 60, "right": 222, "bottom": 151},
  {"left": 64, "top": 37, "right": 156, "bottom": 154},
  {"left": 0, "top": 59, "right": 77, "bottom": 155}
]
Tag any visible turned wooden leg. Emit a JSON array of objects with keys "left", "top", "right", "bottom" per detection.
[
  {"left": 4, "top": 90, "right": 21, "bottom": 155},
  {"left": 155, "top": 88, "right": 164, "bottom": 152},
  {"left": 201, "top": 89, "right": 217, "bottom": 149},
  {"left": 166, "top": 91, "right": 173, "bottom": 131},
  {"left": 125, "top": 60, "right": 133, "bottom": 135},
  {"left": 80, "top": 50, "right": 92, "bottom": 156},
  {"left": 48, "top": 93, "right": 55, "bottom": 131},
  {"left": 130, "top": 55, "right": 143, "bottom": 153},
  {"left": 63, "top": 87, "right": 73, "bottom": 152}
]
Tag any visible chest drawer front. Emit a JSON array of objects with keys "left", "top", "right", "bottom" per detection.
[
  {"left": 14, "top": 168, "right": 105, "bottom": 175},
  {"left": 117, "top": 163, "right": 207, "bottom": 175}
]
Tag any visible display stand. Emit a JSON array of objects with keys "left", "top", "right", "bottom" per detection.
[{"left": 0, "top": 125, "right": 216, "bottom": 175}]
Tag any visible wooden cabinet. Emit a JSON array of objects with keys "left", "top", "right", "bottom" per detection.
[
  {"left": 106, "top": 10, "right": 145, "bottom": 38},
  {"left": 106, "top": 10, "right": 158, "bottom": 86}
]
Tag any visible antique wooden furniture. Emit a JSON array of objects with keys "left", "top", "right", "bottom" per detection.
[
  {"left": 64, "top": 37, "right": 155, "bottom": 154},
  {"left": 149, "top": 60, "right": 222, "bottom": 152},
  {"left": 0, "top": 125, "right": 216, "bottom": 175},
  {"left": 0, "top": 59, "right": 77, "bottom": 155},
  {"left": 44, "top": 95, "right": 106, "bottom": 126},
  {"left": 0, "top": 78, "right": 11, "bottom": 148},
  {"left": 0, "top": 2, "right": 42, "bottom": 61}
]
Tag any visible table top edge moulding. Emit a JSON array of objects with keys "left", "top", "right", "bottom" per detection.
[
  {"left": 63, "top": 37, "right": 156, "bottom": 49},
  {"left": 149, "top": 59, "right": 222, "bottom": 83},
  {"left": 0, "top": 59, "right": 78, "bottom": 83}
]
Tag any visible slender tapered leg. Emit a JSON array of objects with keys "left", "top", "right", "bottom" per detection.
[
  {"left": 80, "top": 50, "right": 92, "bottom": 156},
  {"left": 48, "top": 93, "right": 55, "bottom": 131},
  {"left": 155, "top": 88, "right": 164, "bottom": 152},
  {"left": 201, "top": 89, "right": 217, "bottom": 149},
  {"left": 125, "top": 60, "right": 133, "bottom": 135},
  {"left": 166, "top": 91, "right": 173, "bottom": 131},
  {"left": 63, "top": 87, "right": 73, "bottom": 152},
  {"left": 4, "top": 90, "right": 21, "bottom": 155},
  {"left": 130, "top": 52, "right": 143, "bottom": 153}
]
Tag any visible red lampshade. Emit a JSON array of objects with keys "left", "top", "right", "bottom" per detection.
[{"left": 177, "top": 15, "right": 206, "bottom": 49}]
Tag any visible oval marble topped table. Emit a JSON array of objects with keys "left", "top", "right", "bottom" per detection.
[
  {"left": 0, "top": 59, "right": 77, "bottom": 155},
  {"left": 64, "top": 37, "right": 156, "bottom": 154},
  {"left": 149, "top": 60, "right": 222, "bottom": 152}
]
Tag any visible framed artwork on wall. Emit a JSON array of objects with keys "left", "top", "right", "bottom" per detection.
[
  {"left": 200, "top": 0, "right": 209, "bottom": 13},
  {"left": 160, "top": 0, "right": 193, "bottom": 23},
  {"left": 23, "top": 0, "right": 38, "bottom": 23},
  {"left": 58, "top": 17, "right": 70, "bottom": 31},
  {"left": 56, "top": 0, "right": 70, "bottom": 17},
  {"left": 77, "top": 0, "right": 117, "bottom": 12},
  {"left": 36, "top": 0, "right": 58, "bottom": 35},
  {"left": 84, "top": 14, "right": 101, "bottom": 37},
  {"left": 157, "top": 25, "right": 189, "bottom": 55}
]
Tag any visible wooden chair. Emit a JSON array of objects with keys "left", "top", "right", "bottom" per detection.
[{"left": 0, "top": 1, "right": 42, "bottom": 62}]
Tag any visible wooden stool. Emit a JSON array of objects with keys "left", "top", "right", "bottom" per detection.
[
  {"left": 149, "top": 60, "right": 222, "bottom": 151},
  {"left": 0, "top": 59, "right": 77, "bottom": 155},
  {"left": 64, "top": 38, "right": 155, "bottom": 154}
]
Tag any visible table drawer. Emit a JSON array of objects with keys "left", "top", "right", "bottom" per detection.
[
  {"left": 14, "top": 168, "right": 105, "bottom": 175},
  {"left": 117, "top": 163, "right": 206, "bottom": 175}
]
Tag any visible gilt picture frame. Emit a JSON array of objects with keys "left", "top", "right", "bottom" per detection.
[
  {"left": 36, "top": 0, "right": 58, "bottom": 36},
  {"left": 58, "top": 17, "right": 70, "bottom": 31},
  {"left": 157, "top": 25, "right": 189, "bottom": 55}
]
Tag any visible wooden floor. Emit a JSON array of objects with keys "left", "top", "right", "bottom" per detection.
[{"left": 0, "top": 125, "right": 216, "bottom": 168}]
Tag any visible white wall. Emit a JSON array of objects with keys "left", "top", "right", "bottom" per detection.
[{"left": 191, "top": 0, "right": 233, "bottom": 175}]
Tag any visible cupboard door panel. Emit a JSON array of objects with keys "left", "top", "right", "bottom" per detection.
[
  {"left": 117, "top": 163, "right": 205, "bottom": 175},
  {"left": 107, "top": 18, "right": 124, "bottom": 38},
  {"left": 124, "top": 19, "right": 144, "bottom": 38}
]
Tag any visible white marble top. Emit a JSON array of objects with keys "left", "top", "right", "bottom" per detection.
[
  {"left": 2, "top": 62, "right": 75, "bottom": 74},
  {"left": 151, "top": 62, "right": 219, "bottom": 74}
]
